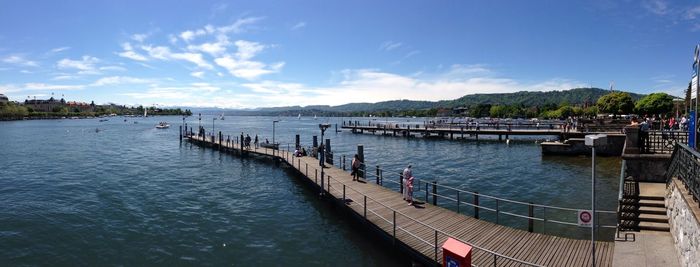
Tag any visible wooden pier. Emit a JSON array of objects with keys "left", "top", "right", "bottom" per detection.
[
  {"left": 340, "top": 123, "right": 575, "bottom": 141},
  {"left": 185, "top": 133, "right": 613, "bottom": 266}
]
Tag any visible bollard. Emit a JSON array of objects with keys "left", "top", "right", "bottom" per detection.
[
  {"left": 474, "top": 192, "right": 480, "bottom": 219},
  {"left": 179, "top": 126, "right": 182, "bottom": 140},
  {"left": 399, "top": 174, "right": 404, "bottom": 194},
  {"left": 295, "top": 134, "right": 300, "bottom": 150}
]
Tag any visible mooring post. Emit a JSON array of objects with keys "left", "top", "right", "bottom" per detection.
[
  {"left": 240, "top": 133, "right": 244, "bottom": 154},
  {"left": 474, "top": 192, "right": 480, "bottom": 219},
  {"left": 376, "top": 166, "right": 380, "bottom": 185},
  {"left": 432, "top": 181, "right": 437, "bottom": 205},
  {"left": 357, "top": 144, "right": 364, "bottom": 179},
  {"left": 312, "top": 135, "right": 318, "bottom": 152},
  {"left": 528, "top": 202, "right": 534, "bottom": 232},
  {"left": 325, "top": 139, "right": 333, "bottom": 165},
  {"left": 179, "top": 126, "right": 182, "bottom": 141},
  {"left": 399, "top": 173, "right": 404, "bottom": 194}
]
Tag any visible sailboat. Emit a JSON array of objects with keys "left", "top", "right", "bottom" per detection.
[
  {"left": 220, "top": 112, "right": 225, "bottom": 120},
  {"left": 144, "top": 109, "right": 148, "bottom": 117},
  {"left": 297, "top": 114, "right": 301, "bottom": 120},
  {"left": 314, "top": 114, "right": 317, "bottom": 120}
]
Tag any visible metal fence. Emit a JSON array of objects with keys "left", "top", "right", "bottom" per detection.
[
  {"left": 666, "top": 143, "right": 700, "bottom": 207},
  {"left": 642, "top": 130, "right": 689, "bottom": 154}
]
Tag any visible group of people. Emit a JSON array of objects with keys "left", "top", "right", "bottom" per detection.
[
  {"left": 242, "top": 134, "right": 259, "bottom": 149},
  {"left": 293, "top": 147, "right": 308, "bottom": 157}
]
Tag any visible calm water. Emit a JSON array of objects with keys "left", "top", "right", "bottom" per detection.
[{"left": 0, "top": 116, "right": 621, "bottom": 265}]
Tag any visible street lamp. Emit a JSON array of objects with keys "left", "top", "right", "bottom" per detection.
[
  {"left": 319, "top": 123, "right": 331, "bottom": 195},
  {"left": 273, "top": 120, "right": 279, "bottom": 145},
  {"left": 585, "top": 134, "right": 607, "bottom": 267}
]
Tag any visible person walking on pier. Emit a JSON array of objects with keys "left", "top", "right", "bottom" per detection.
[
  {"left": 254, "top": 134, "right": 259, "bottom": 149},
  {"left": 402, "top": 165, "right": 412, "bottom": 202},
  {"left": 351, "top": 154, "right": 361, "bottom": 181},
  {"left": 245, "top": 134, "right": 252, "bottom": 149}
]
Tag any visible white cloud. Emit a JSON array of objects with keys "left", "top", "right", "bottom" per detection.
[
  {"left": 56, "top": 56, "right": 100, "bottom": 74},
  {"left": 380, "top": 41, "right": 403, "bottom": 51},
  {"left": 2, "top": 55, "right": 39, "bottom": 67},
  {"left": 214, "top": 40, "right": 284, "bottom": 80},
  {"left": 291, "top": 22, "right": 306, "bottom": 31},
  {"left": 187, "top": 34, "right": 230, "bottom": 56},
  {"left": 50, "top": 47, "right": 71, "bottom": 53},
  {"left": 118, "top": 42, "right": 148, "bottom": 61},
  {"left": 642, "top": 0, "right": 669, "bottom": 16},
  {"left": 92, "top": 76, "right": 152, "bottom": 86},
  {"left": 191, "top": 71, "right": 205, "bottom": 78},
  {"left": 99, "top": 65, "right": 127, "bottom": 72},
  {"left": 131, "top": 33, "right": 149, "bottom": 42},
  {"left": 685, "top": 5, "right": 700, "bottom": 19},
  {"left": 141, "top": 45, "right": 213, "bottom": 69},
  {"left": 121, "top": 82, "right": 220, "bottom": 100},
  {"left": 217, "top": 17, "right": 265, "bottom": 34}
]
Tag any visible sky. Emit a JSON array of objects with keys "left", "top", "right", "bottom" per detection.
[{"left": 1, "top": 0, "right": 699, "bottom": 108}]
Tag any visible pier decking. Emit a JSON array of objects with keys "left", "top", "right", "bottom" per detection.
[{"left": 186, "top": 134, "right": 613, "bottom": 266}]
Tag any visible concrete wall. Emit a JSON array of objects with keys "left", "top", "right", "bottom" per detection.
[
  {"left": 666, "top": 178, "right": 700, "bottom": 267},
  {"left": 622, "top": 153, "right": 671, "bottom": 182}
]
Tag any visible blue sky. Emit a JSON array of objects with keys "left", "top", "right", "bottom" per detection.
[{"left": 0, "top": 0, "right": 699, "bottom": 108}]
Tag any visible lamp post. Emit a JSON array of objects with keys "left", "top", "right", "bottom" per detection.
[
  {"left": 273, "top": 120, "right": 279, "bottom": 145},
  {"left": 319, "top": 123, "right": 330, "bottom": 195},
  {"left": 585, "top": 134, "right": 607, "bottom": 267}
]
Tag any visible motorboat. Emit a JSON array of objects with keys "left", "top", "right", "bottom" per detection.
[
  {"left": 155, "top": 122, "right": 170, "bottom": 129},
  {"left": 260, "top": 142, "right": 279, "bottom": 150}
]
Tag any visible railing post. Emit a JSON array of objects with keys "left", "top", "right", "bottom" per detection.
[
  {"left": 528, "top": 203, "right": 534, "bottom": 233},
  {"left": 474, "top": 192, "right": 480, "bottom": 219},
  {"left": 315, "top": 169, "right": 318, "bottom": 184},
  {"left": 399, "top": 174, "right": 404, "bottom": 194},
  {"left": 392, "top": 210, "right": 396, "bottom": 245},
  {"left": 543, "top": 207, "right": 547, "bottom": 234},
  {"left": 496, "top": 199, "right": 500, "bottom": 224},
  {"left": 425, "top": 181, "right": 429, "bottom": 202},
  {"left": 432, "top": 181, "right": 437, "bottom": 205},
  {"left": 376, "top": 165, "right": 380, "bottom": 185},
  {"left": 457, "top": 191, "right": 460, "bottom": 213},
  {"left": 364, "top": 196, "right": 367, "bottom": 219},
  {"left": 306, "top": 163, "right": 308, "bottom": 177},
  {"left": 343, "top": 184, "right": 346, "bottom": 202},
  {"left": 434, "top": 230, "right": 438, "bottom": 262},
  {"left": 342, "top": 155, "right": 346, "bottom": 170}
]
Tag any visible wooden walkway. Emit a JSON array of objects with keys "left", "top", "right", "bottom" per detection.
[{"left": 187, "top": 134, "right": 613, "bottom": 266}]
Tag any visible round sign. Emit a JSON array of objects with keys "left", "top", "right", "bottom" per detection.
[{"left": 579, "top": 211, "right": 592, "bottom": 223}]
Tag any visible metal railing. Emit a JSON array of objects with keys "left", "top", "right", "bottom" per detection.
[
  {"left": 642, "top": 130, "right": 689, "bottom": 154},
  {"left": 666, "top": 143, "right": 700, "bottom": 207},
  {"left": 323, "top": 174, "right": 542, "bottom": 266},
  {"left": 332, "top": 156, "right": 618, "bottom": 237}
]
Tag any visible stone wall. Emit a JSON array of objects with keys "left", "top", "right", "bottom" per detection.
[
  {"left": 666, "top": 177, "right": 700, "bottom": 267},
  {"left": 622, "top": 153, "right": 671, "bottom": 182}
]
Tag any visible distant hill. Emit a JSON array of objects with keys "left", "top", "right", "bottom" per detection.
[{"left": 194, "top": 88, "right": 645, "bottom": 115}]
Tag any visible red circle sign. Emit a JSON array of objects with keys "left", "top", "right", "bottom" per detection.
[{"left": 579, "top": 211, "right": 592, "bottom": 223}]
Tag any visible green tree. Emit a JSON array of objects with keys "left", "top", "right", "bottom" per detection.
[
  {"left": 634, "top": 92, "right": 674, "bottom": 116},
  {"left": 596, "top": 92, "right": 634, "bottom": 116}
]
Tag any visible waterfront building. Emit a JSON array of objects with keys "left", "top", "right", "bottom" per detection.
[
  {"left": 66, "top": 101, "right": 94, "bottom": 112},
  {"left": 0, "top": 94, "right": 8, "bottom": 104},
  {"left": 24, "top": 97, "right": 65, "bottom": 112}
]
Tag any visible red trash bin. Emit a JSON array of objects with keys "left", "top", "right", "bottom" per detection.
[{"left": 442, "top": 237, "right": 472, "bottom": 267}]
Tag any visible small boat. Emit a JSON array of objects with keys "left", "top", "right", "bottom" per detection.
[
  {"left": 155, "top": 122, "right": 169, "bottom": 129},
  {"left": 220, "top": 112, "right": 225, "bottom": 120},
  {"left": 297, "top": 114, "right": 301, "bottom": 120},
  {"left": 99, "top": 119, "right": 108, "bottom": 122},
  {"left": 314, "top": 115, "right": 317, "bottom": 120},
  {"left": 260, "top": 142, "right": 279, "bottom": 150}
]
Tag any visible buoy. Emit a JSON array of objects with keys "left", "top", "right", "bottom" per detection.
[{"left": 506, "top": 139, "right": 511, "bottom": 145}]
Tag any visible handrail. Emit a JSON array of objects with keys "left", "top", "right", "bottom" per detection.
[
  {"left": 324, "top": 174, "right": 542, "bottom": 266},
  {"left": 666, "top": 143, "right": 700, "bottom": 207},
  {"left": 337, "top": 156, "right": 618, "bottom": 233}
]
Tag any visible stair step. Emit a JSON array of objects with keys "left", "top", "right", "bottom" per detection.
[
  {"left": 639, "top": 206, "right": 667, "bottom": 215},
  {"left": 639, "top": 199, "right": 666, "bottom": 208},
  {"left": 638, "top": 195, "right": 665, "bottom": 201},
  {"left": 638, "top": 221, "right": 670, "bottom": 232},
  {"left": 638, "top": 213, "right": 669, "bottom": 223}
]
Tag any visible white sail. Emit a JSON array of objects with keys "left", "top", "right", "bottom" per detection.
[
  {"left": 298, "top": 114, "right": 301, "bottom": 119},
  {"left": 144, "top": 109, "right": 147, "bottom": 117}
]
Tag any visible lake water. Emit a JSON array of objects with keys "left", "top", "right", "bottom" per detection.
[{"left": 0, "top": 115, "right": 621, "bottom": 265}]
